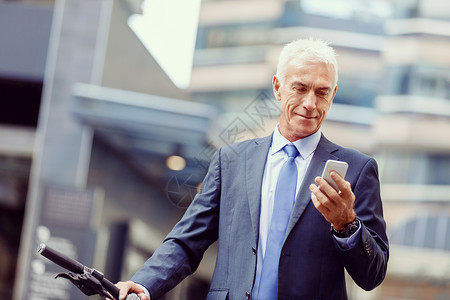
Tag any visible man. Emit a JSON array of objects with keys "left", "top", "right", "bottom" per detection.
[{"left": 116, "top": 38, "right": 389, "bottom": 300}]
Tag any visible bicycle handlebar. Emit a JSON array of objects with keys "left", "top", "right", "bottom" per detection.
[
  {"left": 38, "top": 243, "right": 84, "bottom": 274},
  {"left": 38, "top": 243, "right": 138, "bottom": 300}
]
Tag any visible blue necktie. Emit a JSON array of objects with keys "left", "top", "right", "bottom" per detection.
[{"left": 257, "top": 144, "right": 299, "bottom": 299}]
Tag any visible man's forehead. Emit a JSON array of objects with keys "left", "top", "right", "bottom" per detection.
[
  {"left": 288, "top": 75, "right": 334, "bottom": 90},
  {"left": 290, "top": 80, "right": 332, "bottom": 88},
  {"left": 288, "top": 57, "right": 335, "bottom": 71},
  {"left": 286, "top": 60, "right": 335, "bottom": 85}
]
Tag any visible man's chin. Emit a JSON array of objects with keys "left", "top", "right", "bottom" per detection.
[{"left": 288, "top": 128, "right": 318, "bottom": 140}]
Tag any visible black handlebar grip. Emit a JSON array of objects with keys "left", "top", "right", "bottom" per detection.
[
  {"left": 99, "top": 276, "right": 120, "bottom": 299},
  {"left": 38, "top": 243, "right": 84, "bottom": 274}
]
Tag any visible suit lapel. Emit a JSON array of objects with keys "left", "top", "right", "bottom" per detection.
[
  {"left": 246, "top": 135, "right": 272, "bottom": 241},
  {"left": 284, "top": 134, "right": 339, "bottom": 241}
]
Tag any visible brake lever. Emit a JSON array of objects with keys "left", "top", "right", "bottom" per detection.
[{"left": 55, "top": 271, "right": 111, "bottom": 298}]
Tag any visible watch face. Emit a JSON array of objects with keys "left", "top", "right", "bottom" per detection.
[{"left": 333, "top": 219, "right": 359, "bottom": 238}]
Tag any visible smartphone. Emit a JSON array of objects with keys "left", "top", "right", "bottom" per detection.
[{"left": 321, "top": 160, "right": 348, "bottom": 191}]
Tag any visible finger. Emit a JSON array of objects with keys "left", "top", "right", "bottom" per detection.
[
  {"left": 310, "top": 186, "right": 318, "bottom": 204},
  {"left": 136, "top": 291, "right": 151, "bottom": 300},
  {"left": 116, "top": 281, "right": 131, "bottom": 300},
  {"left": 309, "top": 183, "right": 332, "bottom": 212},
  {"left": 121, "top": 282, "right": 149, "bottom": 300},
  {"left": 315, "top": 176, "right": 339, "bottom": 201},
  {"left": 119, "top": 288, "right": 129, "bottom": 300},
  {"left": 330, "top": 172, "right": 354, "bottom": 199},
  {"left": 310, "top": 185, "right": 335, "bottom": 224},
  {"left": 310, "top": 189, "right": 322, "bottom": 209},
  {"left": 309, "top": 182, "right": 323, "bottom": 199},
  {"left": 330, "top": 171, "right": 347, "bottom": 190}
]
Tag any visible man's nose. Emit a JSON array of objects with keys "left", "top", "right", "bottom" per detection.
[{"left": 303, "top": 91, "right": 316, "bottom": 111}]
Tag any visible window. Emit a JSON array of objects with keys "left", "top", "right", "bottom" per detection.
[
  {"left": 390, "top": 214, "right": 450, "bottom": 251},
  {"left": 380, "top": 151, "right": 450, "bottom": 185}
]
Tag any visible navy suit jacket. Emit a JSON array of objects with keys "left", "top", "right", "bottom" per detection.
[{"left": 132, "top": 134, "right": 389, "bottom": 300}]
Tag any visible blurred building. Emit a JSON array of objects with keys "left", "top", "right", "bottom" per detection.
[
  {"left": 371, "top": 0, "right": 450, "bottom": 299},
  {"left": 191, "top": 0, "right": 385, "bottom": 153},
  {"left": 2, "top": 1, "right": 215, "bottom": 299},
  {"left": 0, "top": 2, "right": 52, "bottom": 299},
  {"left": 1, "top": 0, "right": 450, "bottom": 300}
]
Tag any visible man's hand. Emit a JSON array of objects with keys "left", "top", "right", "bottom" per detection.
[
  {"left": 114, "top": 281, "right": 150, "bottom": 300},
  {"left": 309, "top": 170, "right": 356, "bottom": 230}
]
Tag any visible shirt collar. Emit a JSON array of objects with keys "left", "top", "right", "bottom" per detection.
[{"left": 271, "top": 125, "right": 321, "bottom": 160}]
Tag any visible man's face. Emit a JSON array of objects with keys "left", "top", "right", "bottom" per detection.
[{"left": 273, "top": 58, "right": 337, "bottom": 141}]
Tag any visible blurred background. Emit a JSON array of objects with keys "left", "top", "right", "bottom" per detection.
[{"left": 1, "top": 0, "right": 450, "bottom": 299}]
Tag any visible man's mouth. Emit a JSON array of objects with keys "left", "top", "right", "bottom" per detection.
[{"left": 296, "top": 113, "right": 315, "bottom": 120}]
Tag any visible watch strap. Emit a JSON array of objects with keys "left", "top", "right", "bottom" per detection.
[{"left": 332, "top": 218, "right": 360, "bottom": 238}]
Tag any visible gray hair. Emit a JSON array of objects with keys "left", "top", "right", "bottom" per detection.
[{"left": 276, "top": 38, "right": 338, "bottom": 86}]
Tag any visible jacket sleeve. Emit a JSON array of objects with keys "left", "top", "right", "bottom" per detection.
[
  {"left": 334, "top": 157, "right": 389, "bottom": 291},
  {"left": 131, "top": 148, "right": 222, "bottom": 299}
]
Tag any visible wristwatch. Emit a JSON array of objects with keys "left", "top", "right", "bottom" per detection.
[{"left": 332, "top": 218, "right": 360, "bottom": 238}]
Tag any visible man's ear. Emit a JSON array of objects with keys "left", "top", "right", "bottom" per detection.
[
  {"left": 332, "top": 85, "right": 337, "bottom": 100},
  {"left": 330, "top": 85, "right": 337, "bottom": 105},
  {"left": 272, "top": 75, "right": 281, "bottom": 101}
]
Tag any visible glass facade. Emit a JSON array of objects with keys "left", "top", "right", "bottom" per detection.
[
  {"left": 390, "top": 214, "right": 450, "bottom": 251},
  {"left": 196, "top": 22, "right": 276, "bottom": 49},
  {"left": 380, "top": 151, "right": 450, "bottom": 185},
  {"left": 192, "top": 0, "right": 387, "bottom": 117},
  {"left": 386, "top": 65, "right": 450, "bottom": 99}
]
